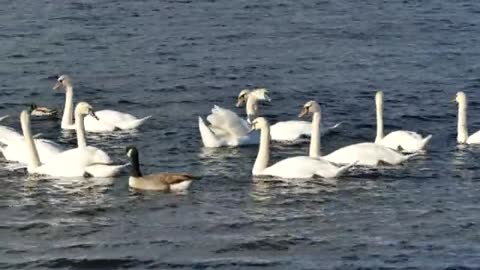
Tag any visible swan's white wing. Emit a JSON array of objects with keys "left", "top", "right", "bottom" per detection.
[
  {"left": 0, "top": 125, "right": 22, "bottom": 144},
  {"left": 198, "top": 116, "right": 226, "bottom": 147},
  {"left": 262, "top": 156, "right": 344, "bottom": 179},
  {"left": 206, "top": 106, "right": 249, "bottom": 137},
  {"left": 83, "top": 116, "right": 117, "bottom": 132},
  {"left": 381, "top": 130, "right": 431, "bottom": 152},
  {"left": 270, "top": 121, "right": 311, "bottom": 141},
  {"left": 467, "top": 130, "right": 480, "bottom": 144},
  {"left": 94, "top": 110, "right": 151, "bottom": 130},
  {"left": 85, "top": 146, "right": 112, "bottom": 164},
  {"left": 1, "top": 138, "right": 63, "bottom": 164}
]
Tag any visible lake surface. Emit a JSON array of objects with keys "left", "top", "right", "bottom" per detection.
[{"left": 1, "top": 0, "right": 480, "bottom": 269}]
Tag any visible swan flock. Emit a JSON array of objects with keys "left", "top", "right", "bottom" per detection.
[{"left": 1, "top": 74, "right": 471, "bottom": 190}]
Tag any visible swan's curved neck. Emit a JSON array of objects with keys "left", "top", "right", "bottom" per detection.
[
  {"left": 246, "top": 96, "right": 258, "bottom": 123},
  {"left": 129, "top": 152, "right": 143, "bottom": 177},
  {"left": 75, "top": 110, "right": 87, "bottom": 148},
  {"left": 62, "top": 86, "right": 74, "bottom": 128},
  {"left": 253, "top": 125, "right": 270, "bottom": 174},
  {"left": 375, "top": 97, "right": 384, "bottom": 143},
  {"left": 309, "top": 112, "right": 321, "bottom": 158},
  {"left": 458, "top": 100, "right": 468, "bottom": 143},
  {"left": 21, "top": 112, "right": 41, "bottom": 171}
]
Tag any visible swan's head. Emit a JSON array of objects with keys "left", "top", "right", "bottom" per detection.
[
  {"left": 53, "top": 74, "right": 73, "bottom": 90},
  {"left": 75, "top": 102, "right": 99, "bottom": 120},
  {"left": 375, "top": 90, "right": 384, "bottom": 105},
  {"left": 236, "top": 89, "right": 251, "bottom": 107},
  {"left": 250, "top": 117, "right": 269, "bottom": 131},
  {"left": 455, "top": 91, "right": 467, "bottom": 105},
  {"left": 299, "top": 100, "right": 320, "bottom": 118},
  {"left": 250, "top": 88, "right": 271, "bottom": 102},
  {"left": 126, "top": 145, "right": 139, "bottom": 158}
]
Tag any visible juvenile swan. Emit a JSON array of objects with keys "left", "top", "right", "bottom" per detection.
[
  {"left": 455, "top": 91, "right": 480, "bottom": 144},
  {"left": 126, "top": 146, "right": 197, "bottom": 191},
  {"left": 374, "top": 91, "right": 432, "bottom": 152},
  {"left": 54, "top": 75, "right": 151, "bottom": 132},
  {"left": 251, "top": 115, "right": 355, "bottom": 179}
]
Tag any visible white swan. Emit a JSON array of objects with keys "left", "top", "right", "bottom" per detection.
[
  {"left": 54, "top": 75, "right": 151, "bottom": 132},
  {"left": 198, "top": 89, "right": 270, "bottom": 147},
  {"left": 374, "top": 91, "right": 432, "bottom": 152},
  {"left": 0, "top": 112, "right": 63, "bottom": 164},
  {"left": 20, "top": 105, "right": 126, "bottom": 178},
  {"left": 299, "top": 100, "right": 414, "bottom": 166},
  {"left": 455, "top": 91, "right": 480, "bottom": 144},
  {"left": 251, "top": 114, "right": 355, "bottom": 179},
  {"left": 237, "top": 89, "right": 342, "bottom": 141}
]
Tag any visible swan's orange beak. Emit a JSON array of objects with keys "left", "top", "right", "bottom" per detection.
[
  {"left": 298, "top": 107, "right": 308, "bottom": 118},
  {"left": 89, "top": 110, "right": 99, "bottom": 120},
  {"left": 53, "top": 81, "right": 62, "bottom": 90}
]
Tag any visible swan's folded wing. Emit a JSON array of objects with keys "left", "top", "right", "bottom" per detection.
[{"left": 206, "top": 106, "right": 249, "bottom": 137}]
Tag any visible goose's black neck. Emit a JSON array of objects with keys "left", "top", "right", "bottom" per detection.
[{"left": 129, "top": 150, "right": 143, "bottom": 177}]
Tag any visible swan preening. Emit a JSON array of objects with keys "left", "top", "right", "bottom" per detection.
[
  {"left": 374, "top": 91, "right": 432, "bottom": 152},
  {"left": 456, "top": 91, "right": 480, "bottom": 144},
  {"left": 20, "top": 103, "right": 127, "bottom": 178},
  {"left": 126, "top": 146, "right": 197, "bottom": 191},
  {"left": 54, "top": 75, "right": 151, "bottom": 132},
  {"left": 198, "top": 88, "right": 271, "bottom": 147}
]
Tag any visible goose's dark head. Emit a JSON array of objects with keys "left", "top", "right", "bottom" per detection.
[{"left": 126, "top": 146, "right": 139, "bottom": 159}]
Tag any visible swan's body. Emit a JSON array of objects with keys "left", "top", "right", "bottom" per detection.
[
  {"left": 126, "top": 146, "right": 197, "bottom": 191},
  {"left": 54, "top": 75, "right": 151, "bottom": 132},
  {"left": 323, "top": 142, "right": 417, "bottom": 166},
  {"left": 251, "top": 109, "right": 354, "bottom": 179},
  {"left": 456, "top": 91, "right": 480, "bottom": 144},
  {"left": 374, "top": 91, "right": 432, "bottom": 152},
  {"left": 1, "top": 138, "right": 63, "bottom": 164},
  {"left": 21, "top": 103, "right": 126, "bottom": 178}
]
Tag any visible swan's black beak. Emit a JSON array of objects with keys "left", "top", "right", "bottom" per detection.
[
  {"left": 298, "top": 107, "right": 309, "bottom": 118},
  {"left": 89, "top": 110, "right": 99, "bottom": 120}
]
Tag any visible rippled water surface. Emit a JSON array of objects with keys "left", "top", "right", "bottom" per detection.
[{"left": 2, "top": 0, "right": 480, "bottom": 269}]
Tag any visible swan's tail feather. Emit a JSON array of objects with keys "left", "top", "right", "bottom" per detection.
[
  {"left": 117, "top": 115, "right": 151, "bottom": 130},
  {"left": 420, "top": 134, "right": 433, "bottom": 150},
  {"left": 334, "top": 161, "right": 358, "bottom": 178},
  {"left": 4, "top": 163, "right": 28, "bottom": 171},
  {"left": 404, "top": 152, "right": 420, "bottom": 162},
  {"left": 198, "top": 117, "right": 221, "bottom": 148},
  {"left": 0, "top": 115, "right": 9, "bottom": 122}
]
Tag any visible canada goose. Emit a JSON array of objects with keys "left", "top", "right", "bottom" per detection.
[{"left": 126, "top": 146, "right": 198, "bottom": 191}]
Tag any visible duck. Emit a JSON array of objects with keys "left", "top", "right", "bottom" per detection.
[
  {"left": 237, "top": 89, "right": 342, "bottom": 141},
  {"left": 374, "top": 91, "right": 432, "bottom": 152},
  {"left": 250, "top": 114, "right": 355, "bottom": 179},
  {"left": 20, "top": 104, "right": 126, "bottom": 178},
  {"left": 126, "top": 146, "right": 197, "bottom": 191},
  {"left": 53, "top": 74, "right": 151, "bottom": 132},
  {"left": 198, "top": 88, "right": 270, "bottom": 147},
  {"left": 455, "top": 91, "right": 480, "bottom": 144},
  {"left": 29, "top": 104, "right": 58, "bottom": 118}
]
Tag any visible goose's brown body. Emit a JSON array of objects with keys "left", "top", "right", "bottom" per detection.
[{"left": 129, "top": 173, "right": 196, "bottom": 191}]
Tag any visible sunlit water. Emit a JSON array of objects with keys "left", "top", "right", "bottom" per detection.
[{"left": 1, "top": 0, "right": 480, "bottom": 269}]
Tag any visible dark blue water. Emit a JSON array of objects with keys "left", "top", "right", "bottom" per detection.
[{"left": 2, "top": 0, "right": 480, "bottom": 269}]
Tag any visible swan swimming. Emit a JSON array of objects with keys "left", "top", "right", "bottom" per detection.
[
  {"left": 296, "top": 99, "right": 418, "bottom": 166},
  {"left": 54, "top": 74, "right": 151, "bottom": 132},
  {"left": 455, "top": 91, "right": 480, "bottom": 144},
  {"left": 250, "top": 114, "right": 355, "bottom": 179},
  {"left": 374, "top": 91, "right": 432, "bottom": 152},
  {"left": 20, "top": 103, "right": 126, "bottom": 178}
]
